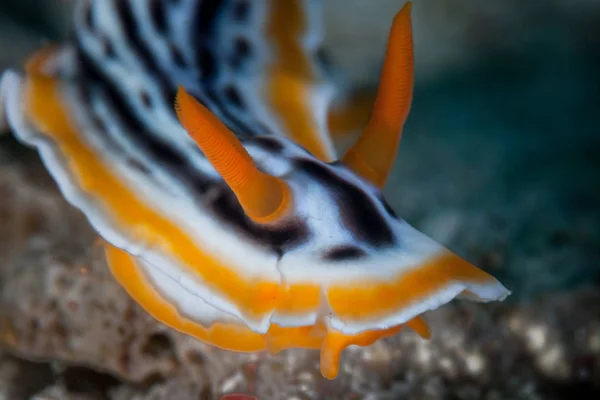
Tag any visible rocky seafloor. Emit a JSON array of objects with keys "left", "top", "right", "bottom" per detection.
[{"left": 1, "top": 1, "right": 599, "bottom": 399}]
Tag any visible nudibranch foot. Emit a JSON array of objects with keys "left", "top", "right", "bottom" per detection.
[
  {"left": 107, "top": 238, "right": 438, "bottom": 379},
  {"left": 105, "top": 234, "right": 503, "bottom": 380},
  {"left": 320, "top": 324, "right": 404, "bottom": 380},
  {"left": 105, "top": 242, "right": 269, "bottom": 353}
]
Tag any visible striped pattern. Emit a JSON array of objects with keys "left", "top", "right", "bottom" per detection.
[{"left": 0, "top": 0, "right": 510, "bottom": 380}]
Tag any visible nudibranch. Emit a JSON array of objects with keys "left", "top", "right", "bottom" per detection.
[{"left": 0, "top": 0, "right": 509, "bottom": 379}]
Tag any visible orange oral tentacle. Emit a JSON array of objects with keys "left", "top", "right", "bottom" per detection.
[
  {"left": 406, "top": 315, "right": 431, "bottom": 339},
  {"left": 320, "top": 324, "right": 405, "bottom": 380}
]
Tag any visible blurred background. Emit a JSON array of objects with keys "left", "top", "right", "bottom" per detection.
[{"left": 0, "top": 0, "right": 599, "bottom": 399}]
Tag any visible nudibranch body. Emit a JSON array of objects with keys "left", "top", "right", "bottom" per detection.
[{"left": 0, "top": 0, "right": 509, "bottom": 379}]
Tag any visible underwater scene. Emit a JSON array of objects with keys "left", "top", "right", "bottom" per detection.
[{"left": 0, "top": 0, "right": 598, "bottom": 399}]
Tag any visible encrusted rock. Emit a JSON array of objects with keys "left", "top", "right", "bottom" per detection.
[{"left": 1, "top": 142, "right": 599, "bottom": 399}]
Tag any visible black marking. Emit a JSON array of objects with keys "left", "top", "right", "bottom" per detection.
[
  {"left": 377, "top": 195, "right": 399, "bottom": 219},
  {"left": 75, "top": 83, "right": 124, "bottom": 156},
  {"left": 113, "top": 0, "right": 175, "bottom": 107},
  {"left": 140, "top": 91, "right": 152, "bottom": 108},
  {"left": 224, "top": 85, "right": 243, "bottom": 109},
  {"left": 192, "top": 0, "right": 259, "bottom": 137},
  {"left": 76, "top": 47, "right": 213, "bottom": 195},
  {"left": 297, "top": 159, "right": 395, "bottom": 247},
  {"left": 99, "top": 37, "right": 116, "bottom": 58},
  {"left": 127, "top": 158, "right": 153, "bottom": 175},
  {"left": 83, "top": 2, "right": 94, "bottom": 31},
  {"left": 314, "top": 47, "right": 337, "bottom": 83},
  {"left": 71, "top": 78, "right": 172, "bottom": 193},
  {"left": 197, "top": 46, "right": 216, "bottom": 79},
  {"left": 210, "top": 187, "right": 308, "bottom": 252},
  {"left": 190, "top": 0, "right": 268, "bottom": 136},
  {"left": 232, "top": 0, "right": 250, "bottom": 23},
  {"left": 315, "top": 47, "right": 331, "bottom": 71},
  {"left": 382, "top": 201, "right": 398, "bottom": 219},
  {"left": 170, "top": 46, "right": 187, "bottom": 68},
  {"left": 252, "top": 136, "right": 284, "bottom": 153},
  {"left": 193, "top": 0, "right": 223, "bottom": 39},
  {"left": 324, "top": 246, "right": 367, "bottom": 261},
  {"left": 149, "top": 0, "right": 168, "bottom": 34},
  {"left": 230, "top": 37, "right": 251, "bottom": 70},
  {"left": 192, "top": 0, "right": 223, "bottom": 79}
]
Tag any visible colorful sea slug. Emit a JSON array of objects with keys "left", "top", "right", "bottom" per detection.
[{"left": 0, "top": 0, "right": 510, "bottom": 379}]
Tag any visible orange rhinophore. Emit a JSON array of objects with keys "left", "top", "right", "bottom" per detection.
[
  {"left": 175, "top": 87, "right": 291, "bottom": 224},
  {"left": 342, "top": 3, "right": 414, "bottom": 188}
]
